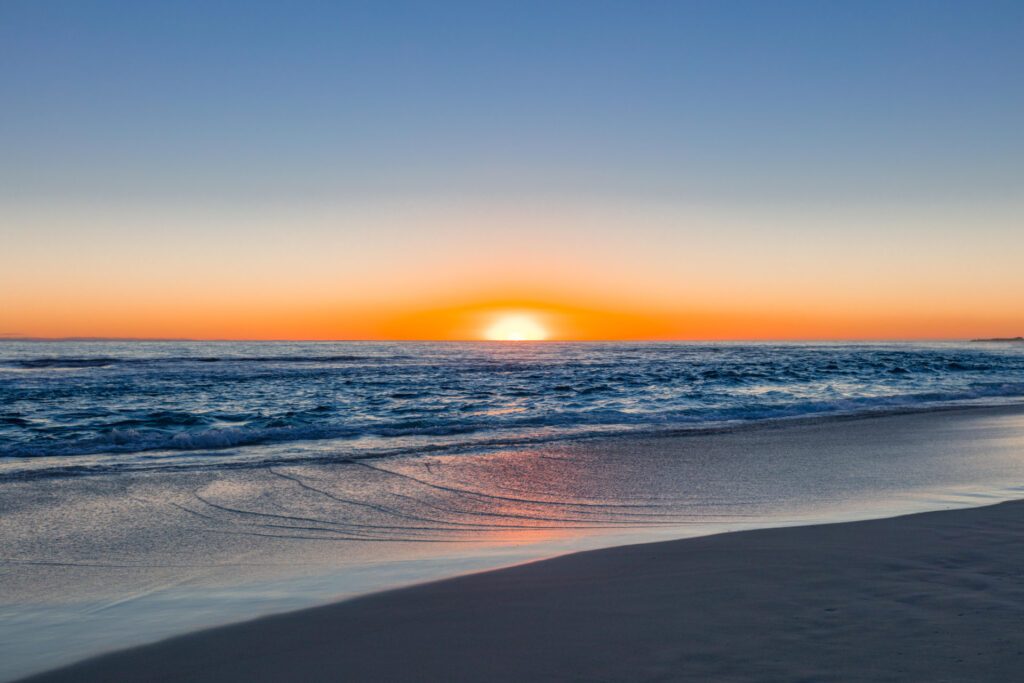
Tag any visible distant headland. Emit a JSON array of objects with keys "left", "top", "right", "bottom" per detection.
[{"left": 972, "top": 337, "right": 1024, "bottom": 343}]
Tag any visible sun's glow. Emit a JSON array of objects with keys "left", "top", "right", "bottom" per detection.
[{"left": 484, "top": 314, "right": 548, "bottom": 341}]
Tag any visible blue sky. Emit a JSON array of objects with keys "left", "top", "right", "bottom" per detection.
[{"left": 4, "top": 0, "right": 1022, "bottom": 204}]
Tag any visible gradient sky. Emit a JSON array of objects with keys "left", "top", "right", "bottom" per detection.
[{"left": 2, "top": 1, "right": 1022, "bottom": 340}]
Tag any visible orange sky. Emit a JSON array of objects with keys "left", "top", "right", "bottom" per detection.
[
  {"left": 3, "top": 292, "right": 1021, "bottom": 342},
  {"left": 2, "top": 200, "right": 1022, "bottom": 341}
]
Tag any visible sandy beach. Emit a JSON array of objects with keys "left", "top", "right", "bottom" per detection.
[{"left": 23, "top": 496, "right": 1024, "bottom": 682}]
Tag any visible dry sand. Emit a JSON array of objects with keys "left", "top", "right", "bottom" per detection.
[{"left": 23, "top": 497, "right": 1024, "bottom": 682}]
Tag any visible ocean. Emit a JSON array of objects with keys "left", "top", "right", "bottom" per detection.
[{"left": 2, "top": 340, "right": 1024, "bottom": 476}]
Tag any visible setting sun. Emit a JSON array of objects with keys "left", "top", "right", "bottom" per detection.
[{"left": 484, "top": 314, "right": 548, "bottom": 341}]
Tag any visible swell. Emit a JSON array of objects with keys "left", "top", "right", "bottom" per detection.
[{"left": 4, "top": 354, "right": 377, "bottom": 369}]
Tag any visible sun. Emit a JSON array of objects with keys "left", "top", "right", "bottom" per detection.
[{"left": 484, "top": 314, "right": 548, "bottom": 341}]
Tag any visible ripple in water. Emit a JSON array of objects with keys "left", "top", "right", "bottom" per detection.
[{"left": 2, "top": 341, "right": 1023, "bottom": 472}]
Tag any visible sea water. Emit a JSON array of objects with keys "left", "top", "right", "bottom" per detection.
[{"left": 3, "top": 340, "right": 1024, "bottom": 475}]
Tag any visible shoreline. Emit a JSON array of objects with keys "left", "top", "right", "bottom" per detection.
[
  {"left": 5, "top": 404, "right": 1024, "bottom": 681},
  {"left": 5, "top": 397, "right": 1024, "bottom": 480},
  {"left": 23, "top": 498, "right": 1024, "bottom": 682}
]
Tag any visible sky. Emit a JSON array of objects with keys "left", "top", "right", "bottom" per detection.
[{"left": 2, "top": 0, "right": 1022, "bottom": 340}]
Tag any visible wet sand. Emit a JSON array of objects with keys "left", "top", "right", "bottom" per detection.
[
  {"left": 8, "top": 403, "right": 1024, "bottom": 681},
  {"left": 23, "top": 497, "right": 1024, "bottom": 682}
]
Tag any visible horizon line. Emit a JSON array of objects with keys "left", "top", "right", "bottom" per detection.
[{"left": 1, "top": 336, "right": 1015, "bottom": 343}]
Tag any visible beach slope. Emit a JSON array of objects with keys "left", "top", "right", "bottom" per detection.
[{"left": 23, "top": 498, "right": 1024, "bottom": 682}]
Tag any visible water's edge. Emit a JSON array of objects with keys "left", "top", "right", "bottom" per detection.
[{"left": 4, "top": 403, "right": 1024, "bottom": 681}]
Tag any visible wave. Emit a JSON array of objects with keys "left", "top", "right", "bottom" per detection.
[
  {"left": 5, "top": 399, "right": 1024, "bottom": 484},
  {"left": 3, "top": 354, "right": 378, "bottom": 369},
  {"left": 5, "top": 384, "right": 1024, "bottom": 461},
  {"left": 11, "top": 358, "right": 120, "bottom": 369}
]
